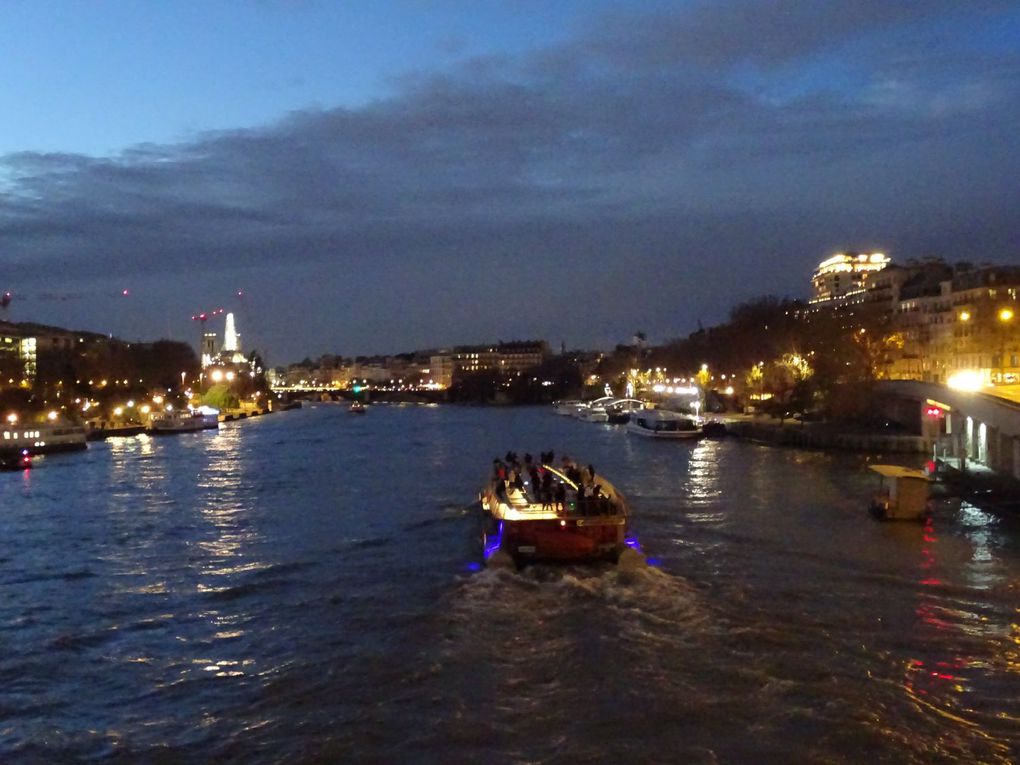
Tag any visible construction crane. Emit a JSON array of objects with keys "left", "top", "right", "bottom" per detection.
[
  {"left": 0, "top": 288, "right": 130, "bottom": 321},
  {"left": 190, "top": 307, "right": 225, "bottom": 325}
]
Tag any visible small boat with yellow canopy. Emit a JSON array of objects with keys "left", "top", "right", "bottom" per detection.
[{"left": 868, "top": 465, "right": 933, "bottom": 521}]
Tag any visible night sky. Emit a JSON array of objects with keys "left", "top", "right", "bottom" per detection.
[{"left": 2, "top": 1, "right": 1018, "bottom": 364}]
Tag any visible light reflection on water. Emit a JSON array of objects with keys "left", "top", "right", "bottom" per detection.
[{"left": 0, "top": 406, "right": 1018, "bottom": 762}]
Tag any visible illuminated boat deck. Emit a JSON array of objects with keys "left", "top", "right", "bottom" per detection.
[{"left": 481, "top": 464, "right": 629, "bottom": 522}]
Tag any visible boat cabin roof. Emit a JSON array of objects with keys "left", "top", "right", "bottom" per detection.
[
  {"left": 635, "top": 408, "right": 694, "bottom": 421},
  {"left": 869, "top": 464, "right": 930, "bottom": 481}
]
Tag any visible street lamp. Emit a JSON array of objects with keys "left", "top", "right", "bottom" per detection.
[{"left": 998, "top": 307, "right": 1015, "bottom": 383}]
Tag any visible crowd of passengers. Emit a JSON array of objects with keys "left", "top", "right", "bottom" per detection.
[{"left": 491, "top": 451, "right": 617, "bottom": 515}]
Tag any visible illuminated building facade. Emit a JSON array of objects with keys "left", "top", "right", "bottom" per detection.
[
  {"left": 806, "top": 253, "right": 1020, "bottom": 385},
  {"left": 0, "top": 334, "right": 32, "bottom": 386},
  {"left": 876, "top": 265, "right": 1020, "bottom": 384},
  {"left": 0, "top": 321, "right": 81, "bottom": 387},
  {"left": 811, "top": 252, "right": 890, "bottom": 304},
  {"left": 201, "top": 332, "right": 217, "bottom": 368},
  {"left": 430, "top": 341, "right": 549, "bottom": 388}
]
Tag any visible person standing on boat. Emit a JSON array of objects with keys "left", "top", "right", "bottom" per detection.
[{"left": 540, "top": 470, "right": 554, "bottom": 510}]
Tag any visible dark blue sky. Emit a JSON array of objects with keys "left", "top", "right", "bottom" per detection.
[{"left": 2, "top": 1, "right": 1019, "bottom": 363}]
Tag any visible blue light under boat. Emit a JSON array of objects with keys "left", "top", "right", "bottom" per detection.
[{"left": 483, "top": 521, "right": 505, "bottom": 560}]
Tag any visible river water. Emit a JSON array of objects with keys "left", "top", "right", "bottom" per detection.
[{"left": 1, "top": 404, "right": 1018, "bottom": 763}]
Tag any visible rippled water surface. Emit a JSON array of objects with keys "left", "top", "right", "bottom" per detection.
[{"left": 1, "top": 405, "right": 1019, "bottom": 763}]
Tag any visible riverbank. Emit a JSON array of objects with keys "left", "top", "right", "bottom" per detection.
[{"left": 723, "top": 414, "right": 928, "bottom": 453}]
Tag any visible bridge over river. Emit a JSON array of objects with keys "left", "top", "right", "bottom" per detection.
[{"left": 877, "top": 380, "right": 1020, "bottom": 482}]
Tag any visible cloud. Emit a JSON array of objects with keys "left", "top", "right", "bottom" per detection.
[{"left": 1, "top": 2, "right": 1018, "bottom": 357}]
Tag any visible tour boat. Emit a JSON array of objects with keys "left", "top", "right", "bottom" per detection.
[
  {"left": 479, "top": 458, "right": 645, "bottom": 568},
  {"left": 148, "top": 410, "right": 219, "bottom": 434},
  {"left": 1, "top": 422, "right": 87, "bottom": 455},
  {"left": 349, "top": 401, "right": 367, "bottom": 414},
  {"left": 0, "top": 449, "right": 32, "bottom": 470},
  {"left": 626, "top": 409, "right": 703, "bottom": 439}
]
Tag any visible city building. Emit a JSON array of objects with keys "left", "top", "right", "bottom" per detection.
[
  {"left": 0, "top": 321, "right": 89, "bottom": 387},
  {"left": 808, "top": 254, "right": 1020, "bottom": 385},
  {"left": 429, "top": 341, "right": 549, "bottom": 388},
  {"left": 810, "top": 252, "right": 890, "bottom": 304}
]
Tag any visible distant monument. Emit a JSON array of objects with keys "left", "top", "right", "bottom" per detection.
[
  {"left": 201, "top": 312, "right": 247, "bottom": 368},
  {"left": 222, "top": 313, "right": 246, "bottom": 364}
]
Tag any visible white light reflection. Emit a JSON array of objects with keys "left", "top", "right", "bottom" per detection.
[
  {"left": 956, "top": 502, "right": 1003, "bottom": 592},
  {"left": 685, "top": 439, "right": 723, "bottom": 522}
]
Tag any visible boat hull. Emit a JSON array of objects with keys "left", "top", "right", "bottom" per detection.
[
  {"left": 479, "top": 466, "right": 632, "bottom": 566},
  {"left": 148, "top": 414, "right": 219, "bottom": 434},
  {"left": 1, "top": 424, "right": 87, "bottom": 455},
  {"left": 86, "top": 425, "right": 147, "bottom": 441},
  {"left": 626, "top": 424, "right": 703, "bottom": 439},
  {"left": 483, "top": 515, "right": 626, "bottom": 564}
]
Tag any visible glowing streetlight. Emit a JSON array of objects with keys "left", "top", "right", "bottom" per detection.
[
  {"left": 959, "top": 310, "right": 971, "bottom": 322},
  {"left": 47, "top": 411, "right": 58, "bottom": 421},
  {"left": 998, "top": 307, "right": 1017, "bottom": 383},
  {"left": 6, "top": 413, "right": 17, "bottom": 425},
  {"left": 947, "top": 370, "right": 983, "bottom": 392}
]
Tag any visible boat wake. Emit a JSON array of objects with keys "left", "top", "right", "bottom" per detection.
[{"left": 453, "top": 562, "right": 709, "bottom": 639}]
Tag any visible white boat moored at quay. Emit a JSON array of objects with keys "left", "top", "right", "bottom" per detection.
[
  {"left": 148, "top": 408, "right": 220, "bottom": 434},
  {"left": 572, "top": 396, "right": 615, "bottom": 419},
  {"left": 552, "top": 400, "right": 582, "bottom": 416},
  {"left": 605, "top": 398, "right": 646, "bottom": 424},
  {"left": 577, "top": 405, "right": 609, "bottom": 422},
  {"left": 1, "top": 422, "right": 88, "bottom": 455},
  {"left": 626, "top": 408, "right": 703, "bottom": 439}
]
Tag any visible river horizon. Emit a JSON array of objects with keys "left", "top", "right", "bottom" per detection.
[{"left": 1, "top": 404, "right": 1018, "bottom": 763}]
